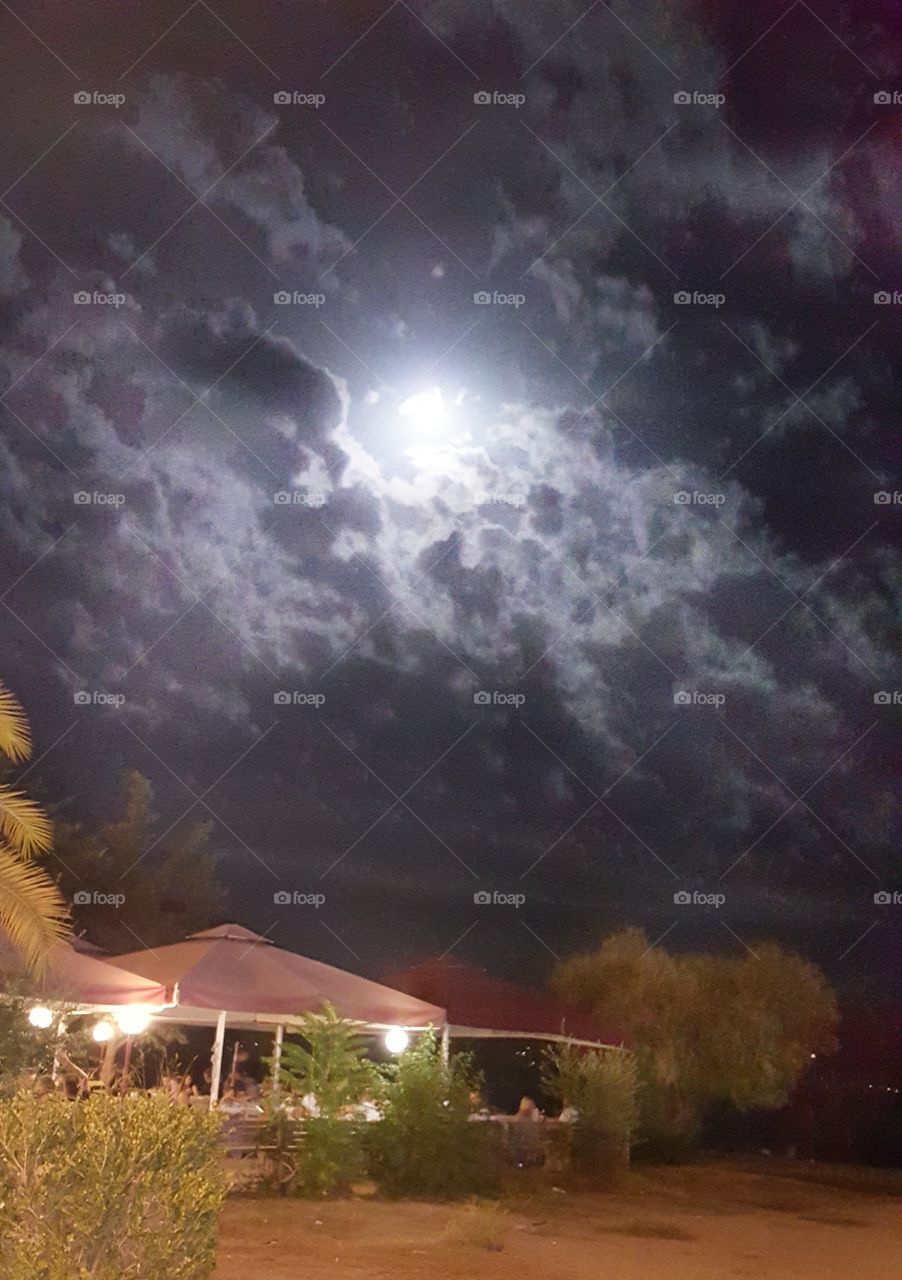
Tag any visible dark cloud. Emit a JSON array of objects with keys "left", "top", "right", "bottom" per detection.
[{"left": 0, "top": 0, "right": 897, "bottom": 985}]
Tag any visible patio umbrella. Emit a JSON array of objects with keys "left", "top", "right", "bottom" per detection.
[
  {"left": 0, "top": 931, "right": 169, "bottom": 1009},
  {"left": 105, "top": 924, "right": 446, "bottom": 1103}
]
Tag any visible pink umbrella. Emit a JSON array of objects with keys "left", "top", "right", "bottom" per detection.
[
  {"left": 0, "top": 932, "right": 168, "bottom": 1008},
  {"left": 106, "top": 924, "right": 446, "bottom": 1104}
]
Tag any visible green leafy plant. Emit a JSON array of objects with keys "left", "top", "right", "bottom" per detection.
[
  {"left": 543, "top": 1042, "right": 639, "bottom": 1143},
  {"left": 0, "top": 1091, "right": 225, "bottom": 1279},
  {"left": 553, "top": 927, "right": 839, "bottom": 1154},
  {"left": 366, "top": 1030, "right": 498, "bottom": 1199},
  {"left": 268, "top": 1002, "right": 377, "bottom": 1197}
]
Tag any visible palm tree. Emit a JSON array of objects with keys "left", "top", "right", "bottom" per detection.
[{"left": 0, "top": 682, "right": 69, "bottom": 971}]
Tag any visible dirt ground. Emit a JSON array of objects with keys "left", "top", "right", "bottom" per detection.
[{"left": 213, "top": 1158, "right": 902, "bottom": 1280}]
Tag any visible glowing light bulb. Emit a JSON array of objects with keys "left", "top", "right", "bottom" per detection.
[
  {"left": 92, "top": 1020, "right": 114, "bottom": 1043},
  {"left": 28, "top": 1005, "right": 53, "bottom": 1029},
  {"left": 384, "top": 1026, "right": 409, "bottom": 1054},
  {"left": 115, "top": 1006, "right": 152, "bottom": 1036}
]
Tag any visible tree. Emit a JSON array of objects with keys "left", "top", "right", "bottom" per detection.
[
  {"left": 270, "top": 1002, "right": 378, "bottom": 1196},
  {"left": 54, "top": 771, "right": 226, "bottom": 951},
  {"left": 552, "top": 927, "right": 838, "bottom": 1149},
  {"left": 0, "top": 683, "right": 68, "bottom": 971}
]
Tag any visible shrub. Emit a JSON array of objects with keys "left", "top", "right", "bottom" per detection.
[
  {"left": 543, "top": 1042, "right": 639, "bottom": 1145},
  {"left": 0, "top": 1091, "right": 225, "bottom": 1280},
  {"left": 366, "top": 1031, "right": 498, "bottom": 1199},
  {"left": 266, "top": 1002, "right": 378, "bottom": 1197}
]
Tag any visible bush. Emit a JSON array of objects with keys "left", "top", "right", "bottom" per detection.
[
  {"left": 0, "top": 1091, "right": 225, "bottom": 1279},
  {"left": 543, "top": 1042, "right": 639, "bottom": 1144},
  {"left": 366, "top": 1031, "right": 498, "bottom": 1199},
  {"left": 266, "top": 1002, "right": 377, "bottom": 1197}
]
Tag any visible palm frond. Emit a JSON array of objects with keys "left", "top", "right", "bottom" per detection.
[
  {"left": 0, "top": 683, "right": 31, "bottom": 763},
  {"left": 0, "top": 787, "right": 54, "bottom": 858},
  {"left": 0, "top": 842, "right": 70, "bottom": 974}
]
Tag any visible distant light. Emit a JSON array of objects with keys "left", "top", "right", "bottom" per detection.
[
  {"left": 28, "top": 1005, "right": 53, "bottom": 1029},
  {"left": 92, "top": 1020, "right": 114, "bottom": 1043},
  {"left": 398, "top": 387, "right": 447, "bottom": 430},
  {"left": 115, "top": 1006, "right": 152, "bottom": 1036},
  {"left": 384, "top": 1027, "right": 409, "bottom": 1054}
]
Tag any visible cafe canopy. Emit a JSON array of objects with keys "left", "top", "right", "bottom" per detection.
[
  {"left": 387, "top": 956, "right": 624, "bottom": 1049},
  {"left": 0, "top": 932, "right": 168, "bottom": 1010},
  {"left": 105, "top": 924, "right": 447, "bottom": 1101}
]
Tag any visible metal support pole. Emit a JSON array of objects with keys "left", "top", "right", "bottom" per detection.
[
  {"left": 209, "top": 1010, "right": 227, "bottom": 1110},
  {"left": 440, "top": 1021, "right": 450, "bottom": 1065},
  {"left": 272, "top": 1024, "right": 284, "bottom": 1092}
]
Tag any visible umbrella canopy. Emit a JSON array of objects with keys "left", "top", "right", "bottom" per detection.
[
  {"left": 386, "top": 956, "right": 625, "bottom": 1046},
  {"left": 0, "top": 932, "right": 168, "bottom": 1008},
  {"left": 106, "top": 924, "right": 446, "bottom": 1029}
]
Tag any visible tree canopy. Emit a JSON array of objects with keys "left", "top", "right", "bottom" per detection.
[{"left": 552, "top": 927, "right": 839, "bottom": 1116}]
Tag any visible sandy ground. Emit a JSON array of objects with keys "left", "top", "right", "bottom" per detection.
[{"left": 213, "top": 1159, "right": 902, "bottom": 1280}]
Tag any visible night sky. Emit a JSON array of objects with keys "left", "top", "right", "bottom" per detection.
[{"left": 0, "top": 0, "right": 898, "bottom": 994}]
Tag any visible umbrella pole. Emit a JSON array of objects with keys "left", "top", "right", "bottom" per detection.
[
  {"left": 209, "top": 1010, "right": 227, "bottom": 1111},
  {"left": 440, "top": 1022, "right": 450, "bottom": 1065},
  {"left": 272, "top": 1024, "right": 284, "bottom": 1092}
]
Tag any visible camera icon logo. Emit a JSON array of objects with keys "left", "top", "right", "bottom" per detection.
[
  {"left": 473, "top": 890, "right": 491, "bottom": 904},
  {"left": 874, "top": 691, "right": 890, "bottom": 704},
  {"left": 473, "top": 91, "right": 491, "bottom": 105},
  {"left": 73, "top": 890, "right": 92, "bottom": 905},
  {"left": 74, "top": 491, "right": 92, "bottom": 505},
  {"left": 673, "top": 691, "right": 691, "bottom": 705},
  {"left": 673, "top": 291, "right": 691, "bottom": 304},
  {"left": 273, "top": 291, "right": 291, "bottom": 304},
  {"left": 273, "top": 91, "right": 291, "bottom": 104},
  {"left": 673, "top": 890, "right": 691, "bottom": 904},
  {"left": 73, "top": 691, "right": 91, "bottom": 704},
  {"left": 874, "top": 291, "right": 891, "bottom": 304},
  {"left": 74, "top": 291, "right": 92, "bottom": 305},
  {"left": 874, "top": 491, "right": 891, "bottom": 504},
  {"left": 673, "top": 491, "right": 691, "bottom": 504},
  {"left": 473, "top": 691, "right": 491, "bottom": 705},
  {"left": 473, "top": 291, "right": 492, "bottom": 305},
  {"left": 274, "top": 691, "right": 291, "bottom": 704},
  {"left": 874, "top": 890, "right": 891, "bottom": 904},
  {"left": 273, "top": 491, "right": 292, "bottom": 505},
  {"left": 273, "top": 890, "right": 292, "bottom": 904},
  {"left": 73, "top": 91, "right": 92, "bottom": 105},
  {"left": 874, "top": 91, "right": 891, "bottom": 104},
  {"left": 674, "top": 90, "right": 691, "bottom": 104}
]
